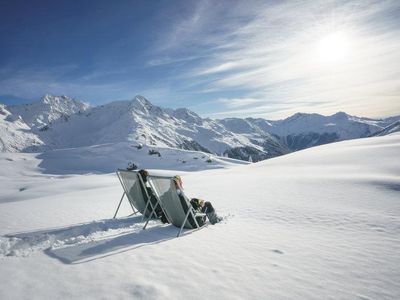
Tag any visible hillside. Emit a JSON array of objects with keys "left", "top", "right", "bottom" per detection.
[
  {"left": 0, "top": 104, "right": 44, "bottom": 152},
  {"left": 370, "top": 120, "right": 400, "bottom": 137},
  {"left": 1, "top": 94, "right": 398, "bottom": 161},
  {"left": 0, "top": 133, "right": 399, "bottom": 299}
]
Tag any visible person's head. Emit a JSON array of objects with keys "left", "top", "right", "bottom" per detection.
[
  {"left": 173, "top": 175, "right": 183, "bottom": 189},
  {"left": 138, "top": 169, "right": 149, "bottom": 182}
]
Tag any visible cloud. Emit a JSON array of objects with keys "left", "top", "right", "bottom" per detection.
[
  {"left": 154, "top": 0, "right": 400, "bottom": 118},
  {"left": 215, "top": 97, "right": 264, "bottom": 108},
  {"left": 3, "top": 0, "right": 399, "bottom": 119}
]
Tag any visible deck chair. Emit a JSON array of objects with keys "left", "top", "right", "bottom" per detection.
[
  {"left": 143, "top": 175, "right": 206, "bottom": 237},
  {"left": 114, "top": 169, "right": 157, "bottom": 220}
]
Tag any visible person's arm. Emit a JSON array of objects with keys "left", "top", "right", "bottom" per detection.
[{"left": 176, "top": 188, "right": 191, "bottom": 202}]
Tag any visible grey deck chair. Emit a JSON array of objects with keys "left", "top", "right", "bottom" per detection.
[
  {"left": 143, "top": 175, "right": 206, "bottom": 237},
  {"left": 114, "top": 169, "right": 157, "bottom": 220}
]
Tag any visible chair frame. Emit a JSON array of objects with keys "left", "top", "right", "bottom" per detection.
[
  {"left": 143, "top": 175, "right": 206, "bottom": 237},
  {"left": 114, "top": 169, "right": 157, "bottom": 220}
]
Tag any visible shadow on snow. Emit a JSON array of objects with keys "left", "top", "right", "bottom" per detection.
[
  {"left": 4, "top": 216, "right": 186, "bottom": 264},
  {"left": 45, "top": 225, "right": 177, "bottom": 264}
]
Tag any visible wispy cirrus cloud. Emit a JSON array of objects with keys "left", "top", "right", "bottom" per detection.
[
  {"left": 151, "top": 0, "right": 400, "bottom": 119},
  {"left": 2, "top": 0, "right": 399, "bottom": 119},
  {"left": 215, "top": 97, "right": 264, "bottom": 108}
]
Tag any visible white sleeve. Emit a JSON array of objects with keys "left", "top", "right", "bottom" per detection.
[{"left": 176, "top": 188, "right": 190, "bottom": 200}]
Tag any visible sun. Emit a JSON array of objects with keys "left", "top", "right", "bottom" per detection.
[{"left": 317, "top": 31, "right": 351, "bottom": 64}]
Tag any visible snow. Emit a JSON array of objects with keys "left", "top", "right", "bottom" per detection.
[
  {"left": 2, "top": 94, "right": 398, "bottom": 162},
  {"left": 0, "top": 104, "right": 44, "bottom": 152},
  {"left": 371, "top": 120, "right": 400, "bottom": 137},
  {"left": 8, "top": 94, "right": 90, "bottom": 129},
  {"left": 264, "top": 112, "right": 378, "bottom": 139},
  {"left": 0, "top": 133, "right": 399, "bottom": 299}
]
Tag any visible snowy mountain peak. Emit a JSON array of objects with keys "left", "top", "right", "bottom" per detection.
[
  {"left": 2, "top": 93, "right": 399, "bottom": 161},
  {"left": 42, "top": 94, "right": 63, "bottom": 104},
  {"left": 0, "top": 104, "right": 44, "bottom": 152},
  {"left": 130, "top": 95, "right": 163, "bottom": 116},
  {"left": 8, "top": 94, "right": 90, "bottom": 128},
  {"left": 132, "top": 95, "right": 151, "bottom": 107},
  {"left": 332, "top": 111, "right": 350, "bottom": 120},
  {"left": 173, "top": 108, "right": 202, "bottom": 125},
  {"left": 41, "top": 94, "right": 90, "bottom": 111},
  {"left": 285, "top": 112, "right": 321, "bottom": 122}
]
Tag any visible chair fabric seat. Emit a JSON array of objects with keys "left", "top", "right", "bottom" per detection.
[
  {"left": 148, "top": 176, "right": 204, "bottom": 230},
  {"left": 116, "top": 169, "right": 152, "bottom": 216}
]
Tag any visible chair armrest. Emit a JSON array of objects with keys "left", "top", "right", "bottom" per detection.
[{"left": 194, "top": 212, "right": 206, "bottom": 217}]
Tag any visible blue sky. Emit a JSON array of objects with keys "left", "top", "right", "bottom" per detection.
[{"left": 0, "top": 0, "right": 399, "bottom": 119}]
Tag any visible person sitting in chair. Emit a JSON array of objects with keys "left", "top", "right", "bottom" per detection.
[
  {"left": 138, "top": 169, "right": 169, "bottom": 224},
  {"left": 173, "top": 175, "right": 221, "bottom": 225}
]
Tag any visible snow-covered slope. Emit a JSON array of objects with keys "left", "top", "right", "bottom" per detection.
[
  {"left": 7, "top": 95, "right": 282, "bottom": 159},
  {"left": 8, "top": 94, "right": 90, "bottom": 129},
  {"left": 370, "top": 120, "right": 400, "bottom": 137},
  {"left": 0, "top": 134, "right": 399, "bottom": 299},
  {"left": 261, "top": 112, "right": 379, "bottom": 138},
  {"left": 1, "top": 94, "right": 398, "bottom": 161},
  {"left": 36, "top": 142, "right": 249, "bottom": 175},
  {"left": 224, "top": 112, "right": 395, "bottom": 151},
  {"left": 0, "top": 104, "right": 44, "bottom": 152}
]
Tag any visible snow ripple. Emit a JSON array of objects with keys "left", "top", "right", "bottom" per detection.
[{"left": 0, "top": 217, "right": 145, "bottom": 257}]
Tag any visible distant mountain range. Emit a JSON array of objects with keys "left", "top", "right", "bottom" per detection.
[{"left": 1, "top": 94, "right": 399, "bottom": 161}]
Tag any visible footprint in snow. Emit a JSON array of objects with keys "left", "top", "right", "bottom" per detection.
[{"left": 271, "top": 249, "right": 284, "bottom": 254}]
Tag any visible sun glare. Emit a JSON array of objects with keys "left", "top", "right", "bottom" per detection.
[{"left": 317, "top": 31, "right": 351, "bottom": 64}]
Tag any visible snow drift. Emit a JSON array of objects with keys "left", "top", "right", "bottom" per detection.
[{"left": 0, "top": 133, "right": 399, "bottom": 299}]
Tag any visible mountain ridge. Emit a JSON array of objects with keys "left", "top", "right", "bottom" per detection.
[{"left": 0, "top": 94, "right": 399, "bottom": 161}]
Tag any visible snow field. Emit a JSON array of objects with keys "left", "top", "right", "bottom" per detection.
[{"left": 0, "top": 134, "right": 399, "bottom": 299}]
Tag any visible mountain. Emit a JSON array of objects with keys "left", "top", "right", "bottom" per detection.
[
  {"left": 8, "top": 94, "right": 90, "bottom": 130},
  {"left": 243, "top": 112, "right": 392, "bottom": 151},
  {"left": 369, "top": 120, "right": 400, "bottom": 137},
  {"left": 0, "top": 94, "right": 398, "bottom": 161},
  {"left": 33, "top": 95, "right": 279, "bottom": 159},
  {"left": 0, "top": 104, "right": 44, "bottom": 152},
  {"left": 217, "top": 112, "right": 393, "bottom": 153}
]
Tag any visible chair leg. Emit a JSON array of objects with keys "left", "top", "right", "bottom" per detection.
[
  {"left": 143, "top": 201, "right": 159, "bottom": 230},
  {"left": 113, "top": 192, "right": 126, "bottom": 219},
  {"left": 177, "top": 208, "right": 192, "bottom": 237},
  {"left": 128, "top": 208, "right": 139, "bottom": 216},
  {"left": 141, "top": 201, "right": 151, "bottom": 222}
]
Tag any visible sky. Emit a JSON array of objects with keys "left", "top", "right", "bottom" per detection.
[{"left": 0, "top": 0, "right": 399, "bottom": 119}]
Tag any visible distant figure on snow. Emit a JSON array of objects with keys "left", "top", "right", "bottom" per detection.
[{"left": 173, "top": 175, "right": 222, "bottom": 225}]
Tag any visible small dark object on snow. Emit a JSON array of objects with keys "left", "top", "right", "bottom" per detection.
[
  {"left": 127, "top": 162, "right": 138, "bottom": 171},
  {"left": 148, "top": 149, "right": 161, "bottom": 157}
]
